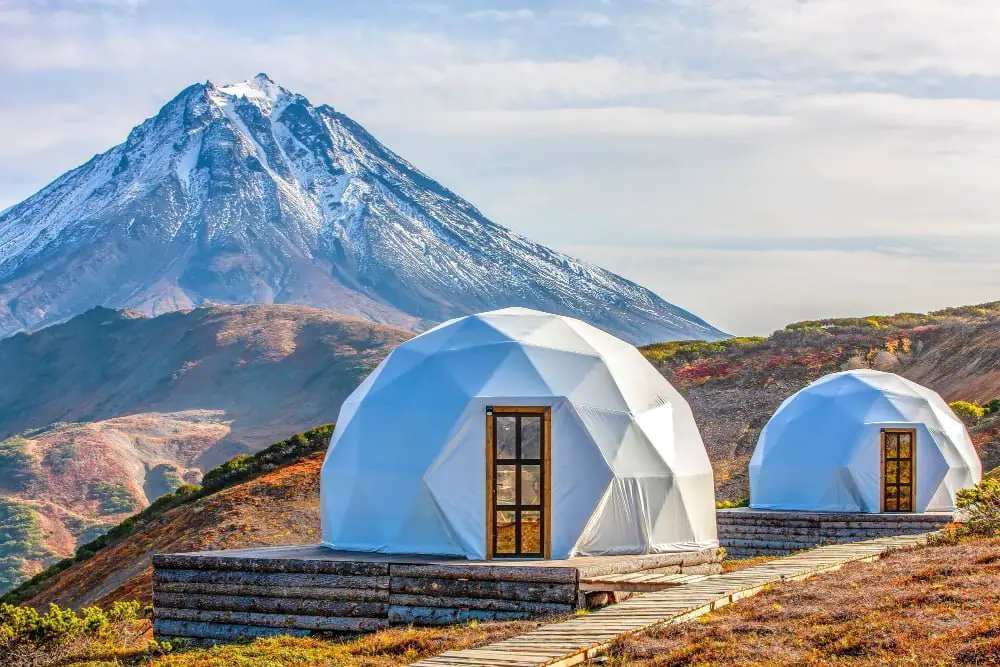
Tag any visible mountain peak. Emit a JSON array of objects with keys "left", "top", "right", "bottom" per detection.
[
  {"left": 209, "top": 73, "right": 291, "bottom": 112},
  {"left": 0, "top": 77, "right": 727, "bottom": 344}
]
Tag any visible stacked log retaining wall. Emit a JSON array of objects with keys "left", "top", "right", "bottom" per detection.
[
  {"left": 151, "top": 547, "right": 721, "bottom": 644},
  {"left": 718, "top": 509, "right": 953, "bottom": 558}
]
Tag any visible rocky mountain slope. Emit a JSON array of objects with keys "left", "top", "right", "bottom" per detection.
[
  {"left": 8, "top": 301, "right": 1000, "bottom": 609},
  {"left": 0, "top": 74, "right": 725, "bottom": 345},
  {"left": 0, "top": 304, "right": 408, "bottom": 592}
]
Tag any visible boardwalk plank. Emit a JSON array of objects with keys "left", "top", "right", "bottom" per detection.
[{"left": 410, "top": 532, "right": 931, "bottom": 667}]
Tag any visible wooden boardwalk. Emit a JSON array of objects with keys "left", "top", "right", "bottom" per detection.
[
  {"left": 412, "top": 533, "right": 933, "bottom": 667},
  {"left": 578, "top": 572, "right": 708, "bottom": 593}
]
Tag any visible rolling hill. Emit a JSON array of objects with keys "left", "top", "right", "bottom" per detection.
[
  {"left": 0, "top": 303, "right": 409, "bottom": 592},
  {"left": 6, "top": 301, "right": 999, "bottom": 609},
  {"left": 644, "top": 301, "right": 1000, "bottom": 499}
]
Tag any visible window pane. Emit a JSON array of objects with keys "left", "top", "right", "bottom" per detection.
[
  {"left": 885, "top": 460, "right": 898, "bottom": 483},
  {"left": 899, "top": 487, "right": 912, "bottom": 511},
  {"left": 496, "top": 466, "right": 517, "bottom": 505},
  {"left": 521, "top": 465, "right": 541, "bottom": 506},
  {"left": 496, "top": 511, "right": 516, "bottom": 553},
  {"left": 885, "top": 485, "right": 898, "bottom": 511},
  {"left": 497, "top": 416, "right": 517, "bottom": 459},
  {"left": 520, "top": 510, "right": 541, "bottom": 554},
  {"left": 899, "top": 461, "right": 912, "bottom": 484},
  {"left": 899, "top": 438, "right": 911, "bottom": 459},
  {"left": 885, "top": 434, "right": 898, "bottom": 458},
  {"left": 521, "top": 417, "right": 541, "bottom": 459}
]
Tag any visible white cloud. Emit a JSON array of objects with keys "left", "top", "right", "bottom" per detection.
[
  {"left": 467, "top": 8, "right": 534, "bottom": 22},
  {"left": 552, "top": 10, "right": 613, "bottom": 28},
  {"left": 409, "top": 106, "right": 788, "bottom": 137},
  {"left": 702, "top": 0, "right": 1000, "bottom": 77}
]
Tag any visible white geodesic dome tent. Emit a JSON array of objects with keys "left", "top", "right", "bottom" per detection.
[
  {"left": 749, "top": 370, "right": 981, "bottom": 513},
  {"left": 320, "top": 308, "right": 718, "bottom": 559}
]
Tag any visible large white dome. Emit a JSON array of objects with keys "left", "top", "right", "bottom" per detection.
[
  {"left": 321, "top": 307, "right": 718, "bottom": 559},
  {"left": 750, "top": 369, "right": 981, "bottom": 513}
]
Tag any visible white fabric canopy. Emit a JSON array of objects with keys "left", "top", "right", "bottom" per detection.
[
  {"left": 321, "top": 307, "right": 718, "bottom": 559},
  {"left": 750, "top": 369, "right": 981, "bottom": 513}
]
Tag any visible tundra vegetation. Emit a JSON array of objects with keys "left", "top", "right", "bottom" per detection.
[
  {"left": 0, "top": 501, "right": 48, "bottom": 592},
  {"left": 1, "top": 425, "right": 334, "bottom": 606},
  {"left": 0, "top": 437, "right": 34, "bottom": 490},
  {"left": 0, "top": 476, "right": 996, "bottom": 666},
  {"left": 949, "top": 398, "right": 1000, "bottom": 426}
]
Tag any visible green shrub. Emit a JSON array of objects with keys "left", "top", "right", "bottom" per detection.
[
  {"left": 201, "top": 454, "right": 253, "bottom": 492},
  {"left": 0, "top": 501, "right": 49, "bottom": 592},
  {"left": 716, "top": 498, "right": 750, "bottom": 509},
  {"left": 985, "top": 398, "right": 1000, "bottom": 416},
  {"left": 87, "top": 482, "right": 138, "bottom": 515},
  {"left": 0, "top": 438, "right": 35, "bottom": 489},
  {"left": 162, "top": 467, "right": 183, "bottom": 490},
  {"left": 0, "top": 600, "right": 165, "bottom": 666},
  {"left": 200, "top": 425, "right": 332, "bottom": 493},
  {"left": 949, "top": 401, "right": 986, "bottom": 426},
  {"left": 641, "top": 337, "right": 766, "bottom": 365},
  {"left": 956, "top": 478, "right": 1000, "bottom": 538}
]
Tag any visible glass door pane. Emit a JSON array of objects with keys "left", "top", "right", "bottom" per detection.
[
  {"left": 883, "top": 430, "right": 915, "bottom": 513},
  {"left": 491, "top": 410, "right": 546, "bottom": 558}
]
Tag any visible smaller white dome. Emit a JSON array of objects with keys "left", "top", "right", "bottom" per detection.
[{"left": 750, "top": 369, "right": 981, "bottom": 513}]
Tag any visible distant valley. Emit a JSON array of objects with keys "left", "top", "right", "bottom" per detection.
[{"left": 0, "top": 304, "right": 407, "bottom": 591}]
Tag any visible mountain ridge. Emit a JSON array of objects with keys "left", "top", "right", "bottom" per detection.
[{"left": 0, "top": 73, "right": 726, "bottom": 344}]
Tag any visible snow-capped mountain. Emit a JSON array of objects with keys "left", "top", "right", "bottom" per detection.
[{"left": 0, "top": 74, "right": 727, "bottom": 344}]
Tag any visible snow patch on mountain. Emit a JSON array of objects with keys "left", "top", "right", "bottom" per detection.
[{"left": 0, "top": 74, "right": 727, "bottom": 344}]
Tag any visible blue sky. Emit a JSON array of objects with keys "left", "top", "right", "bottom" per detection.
[{"left": 2, "top": 0, "right": 999, "bottom": 335}]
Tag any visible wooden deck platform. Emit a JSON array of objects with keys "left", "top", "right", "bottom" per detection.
[
  {"left": 718, "top": 508, "right": 954, "bottom": 557},
  {"left": 151, "top": 545, "right": 722, "bottom": 643},
  {"left": 412, "top": 532, "right": 935, "bottom": 667}
]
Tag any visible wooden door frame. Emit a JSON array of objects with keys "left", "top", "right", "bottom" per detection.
[
  {"left": 485, "top": 406, "right": 552, "bottom": 560},
  {"left": 880, "top": 428, "right": 917, "bottom": 513}
]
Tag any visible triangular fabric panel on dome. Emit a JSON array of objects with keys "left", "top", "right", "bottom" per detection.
[
  {"left": 519, "top": 346, "right": 623, "bottom": 409},
  {"left": 521, "top": 316, "right": 601, "bottom": 356}
]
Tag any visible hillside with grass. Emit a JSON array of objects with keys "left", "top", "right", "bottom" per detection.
[
  {"left": 3, "top": 425, "right": 334, "bottom": 611},
  {"left": 5, "top": 300, "right": 1000, "bottom": 611},
  {"left": 0, "top": 305, "right": 409, "bottom": 593},
  {"left": 642, "top": 301, "right": 1000, "bottom": 499},
  {"left": 607, "top": 533, "right": 1000, "bottom": 664}
]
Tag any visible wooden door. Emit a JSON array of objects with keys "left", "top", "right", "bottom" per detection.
[
  {"left": 882, "top": 429, "right": 916, "bottom": 512},
  {"left": 486, "top": 407, "right": 551, "bottom": 559}
]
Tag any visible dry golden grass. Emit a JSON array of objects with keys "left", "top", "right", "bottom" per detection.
[
  {"left": 73, "top": 620, "right": 545, "bottom": 667},
  {"left": 722, "top": 554, "right": 778, "bottom": 573},
  {"left": 606, "top": 537, "right": 1000, "bottom": 666}
]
